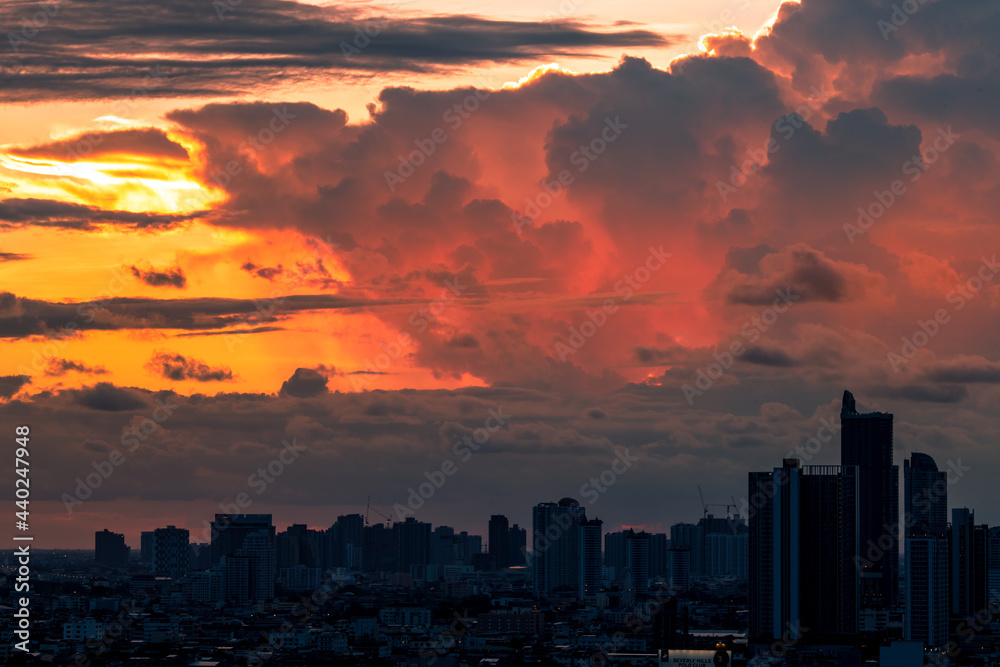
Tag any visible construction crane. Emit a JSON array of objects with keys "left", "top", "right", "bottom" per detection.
[
  {"left": 698, "top": 485, "right": 736, "bottom": 520},
  {"left": 365, "top": 496, "right": 394, "bottom": 527}
]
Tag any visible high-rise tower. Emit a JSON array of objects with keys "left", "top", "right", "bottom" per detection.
[{"left": 841, "top": 390, "right": 898, "bottom": 608}]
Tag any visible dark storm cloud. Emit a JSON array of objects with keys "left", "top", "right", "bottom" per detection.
[
  {"left": 146, "top": 351, "right": 234, "bottom": 382},
  {"left": 0, "top": 0, "right": 670, "bottom": 102},
  {"left": 9, "top": 128, "right": 189, "bottom": 161},
  {"left": 923, "top": 357, "right": 1000, "bottom": 384},
  {"left": 871, "top": 383, "right": 969, "bottom": 404},
  {"left": 0, "top": 292, "right": 425, "bottom": 339},
  {"left": 717, "top": 245, "right": 878, "bottom": 305},
  {"left": 129, "top": 265, "right": 187, "bottom": 288},
  {"left": 0, "top": 198, "right": 202, "bottom": 231},
  {"left": 0, "top": 375, "right": 31, "bottom": 398},
  {"left": 44, "top": 359, "right": 108, "bottom": 377},
  {"left": 279, "top": 367, "right": 328, "bottom": 398},
  {"left": 742, "top": 346, "right": 798, "bottom": 367},
  {"left": 73, "top": 382, "right": 148, "bottom": 411}
]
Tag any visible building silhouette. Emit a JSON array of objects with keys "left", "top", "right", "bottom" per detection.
[
  {"left": 532, "top": 498, "right": 601, "bottom": 600},
  {"left": 95, "top": 529, "right": 130, "bottom": 567},
  {"left": 579, "top": 517, "right": 604, "bottom": 600},
  {"left": 209, "top": 514, "right": 276, "bottom": 603},
  {"left": 841, "top": 390, "right": 898, "bottom": 609},
  {"left": 904, "top": 452, "right": 949, "bottom": 649},
  {"left": 509, "top": 523, "right": 527, "bottom": 566},
  {"left": 488, "top": 514, "right": 510, "bottom": 569},
  {"left": 151, "top": 525, "right": 190, "bottom": 578},
  {"left": 393, "top": 517, "right": 431, "bottom": 575},
  {"left": 749, "top": 459, "right": 859, "bottom": 646},
  {"left": 950, "top": 507, "right": 988, "bottom": 620}
]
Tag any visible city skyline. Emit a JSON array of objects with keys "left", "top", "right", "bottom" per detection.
[{"left": 4, "top": 0, "right": 1000, "bottom": 553}]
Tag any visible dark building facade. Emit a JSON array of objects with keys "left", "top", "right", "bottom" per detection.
[
  {"left": 488, "top": 514, "right": 510, "bottom": 569},
  {"left": 95, "top": 529, "right": 130, "bottom": 567},
  {"left": 749, "top": 459, "right": 859, "bottom": 646},
  {"left": 903, "top": 453, "right": 949, "bottom": 649},
  {"left": 841, "top": 389, "right": 898, "bottom": 609},
  {"left": 532, "top": 498, "right": 601, "bottom": 600}
]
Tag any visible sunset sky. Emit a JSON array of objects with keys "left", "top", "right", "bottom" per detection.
[{"left": 3, "top": 0, "right": 1000, "bottom": 549}]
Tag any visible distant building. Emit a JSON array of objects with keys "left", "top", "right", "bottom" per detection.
[
  {"left": 488, "top": 514, "right": 510, "bottom": 569},
  {"left": 509, "top": 523, "right": 527, "bottom": 566},
  {"left": 580, "top": 517, "right": 604, "bottom": 600},
  {"left": 210, "top": 514, "right": 275, "bottom": 602},
  {"left": 668, "top": 547, "right": 690, "bottom": 593},
  {"left": 329, "top": 513, "right": 364, "bottom": 570},
  {"left": 94, "top": 529, "right": 130, "bottom": 567},
  {"left": 140, "top": 531, "right": 154, "bottom": 564},
  {"left": 393, "top": 517, "right": 431, "bottom": 574},
  {"left": 151, "top": 525, "right": 189, "bottom": 578},
  {"left": 532, "top": 498, "right": 602, "bottom": 600}
]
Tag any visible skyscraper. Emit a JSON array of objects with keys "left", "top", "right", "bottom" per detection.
[
  {"left": 950, "top": 508, "right": 988, "bottom": 620},
  {"left": 904, "top": 453, "right": 948, "bottom": 537},
  {"left": 152, "top": 525, "right": 190, "bottom": 578},
  {"left": 903, "top": 453, "right": 949, "bottom": 649},
  {"left": 210, "top": 514, "right": 274, "bottom": 565},
  {"left": 329, "top": 514, "right": 365, "bottom": 570},
  {"left": 488, "top": 514, "right": 511, "bottom": 569},
  {"left": 95, "top": 529, "right": 130, "bottom": 567},
  {"left": 668, "top": 547, "right": 690, "bottom": 593},
  {"left": 841, "top": 389, "right": 898, "bottom": 609},
  {"left": 140, "top": 531, "right": 154, "bottom": 565},
  {"left": 509, "top": 523, "right": 527, "bottom": 566},
  {"left": 624, "top": 529, "right": 651, "bottom": 595},
  {"left": 532, "top": 498, "right": 601, "bottom": 600},
  {"left": 749, "top": 459, "right": 859, "bottom": 646},
  {"left": 579, "top": 517, "right": 604, "bottom": 600},
  {"left": 393, "top": 517, "right": 431, "bottom": 574}
]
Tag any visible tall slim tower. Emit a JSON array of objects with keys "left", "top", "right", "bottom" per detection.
[
  {"left": 489, "top": 515, "right": 511, "bottom": 569},
  {"left": 840, "top": 390, "right": 898, "bottom": 608},
  {"left": 950, "top": 508, "right": 988, "bottom": 619},
  {"left": 903, "top": 453, "right": 948, "bottom": 649}
]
